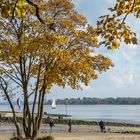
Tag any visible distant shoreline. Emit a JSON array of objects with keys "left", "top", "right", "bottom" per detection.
[
  {"left": 2, "top": 97, "right": 140, "bottom": 105},
  {"left": 46, "top": 97, "right": 140, "bottom": 105}
]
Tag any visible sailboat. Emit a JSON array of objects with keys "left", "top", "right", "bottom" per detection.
[
  {"left": 51, "top": 98, "right": 56, "bottom": 109},
  {"left": 17, "top": 97, "right": 21, "bottom": 110}
]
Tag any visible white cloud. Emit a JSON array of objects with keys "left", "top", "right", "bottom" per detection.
[
  {"left": 110, "top": 70, "right": 137, "bottom": 88},
  {"left": 120, "top": 44, "right": 139, "bottom": 61}
]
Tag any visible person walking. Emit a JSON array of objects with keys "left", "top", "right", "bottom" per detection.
[
  {"left": 99, "top": 120, "right": 106, "bottom": 133},
  {"left": 49, "top": 118, "right": 54, "bottom": 133},
  {"left": 68, "top": 118, "right": 72, "bottom": 132}
]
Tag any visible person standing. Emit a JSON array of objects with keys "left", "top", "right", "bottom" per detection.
[{"left": 68, "top": 119, "right": 72, "bottom": 132}]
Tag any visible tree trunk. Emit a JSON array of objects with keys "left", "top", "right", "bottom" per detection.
[
  {"left": 3, "top": 88, "right": 21, "bottom": 137},
  {"left": 31, "top": 87, "right": 46, "bottom": 139},
  {"left": 31, "top": 63, "right": 41, "bottom": 138},
  {"left": 23, "top": 89, "right": 32, "bottom": 138}
]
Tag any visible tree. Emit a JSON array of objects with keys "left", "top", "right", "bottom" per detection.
[
  {"left": 97, "top": 0, "right": 138, "bottom": 50},
  {"left": 0, "top": 0, "right": 113, "bottom": 139},
  {"left": 0, "top": 0, "right": 44, "bottom": 23}
]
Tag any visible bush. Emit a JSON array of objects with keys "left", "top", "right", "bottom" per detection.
[
  {"left": 36, "top": 136, "right": 54, "bottom": 140},
  {"left": 10, "top": 136, "right": 55, "bottom": 140},
  {"left": 10, "top": 137, "right": 23, "bottom": 140}
]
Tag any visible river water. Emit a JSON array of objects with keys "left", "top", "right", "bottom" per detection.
[{"left": 0, "top": 104, "right": 140, "bottom": 124}]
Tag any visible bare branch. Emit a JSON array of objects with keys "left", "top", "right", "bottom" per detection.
[
  {"left": 27, "top": 90, "right": 35, "bottom": 98},
  {"left": 13, "top": 64, "right": 21, "bottom": 75},
  {"left": 26, "top": 55, "right": 33, "bottom": 84},
  {"left": 10, "top": 65, "right": 22, "bottom": 83},
  {"left": 0, "top": 67, "right": 23, "bottom": 87},
  {"left": 0, "top": 76, "right": 21, "bottom": 136}
]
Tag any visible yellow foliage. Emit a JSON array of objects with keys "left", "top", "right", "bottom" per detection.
[
  {"left": 97, "top": 0, "right": 138, "bottom": 50},
  {"left": 0, "top": 0, "right": 26, "bottom": 19},
  {"left": 0, "top": 0, "right": 113, "bottom": 91}
]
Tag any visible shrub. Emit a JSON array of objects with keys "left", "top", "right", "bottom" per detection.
[
  {"left": 10, "top": 136, "right": 55, "bottom": 140},
  {"left": 36, "top": 136, "right": 54, "bottom": 140}
]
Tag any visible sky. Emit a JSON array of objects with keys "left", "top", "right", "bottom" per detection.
[{"left": 47, "top": 0, "right": 140, "bottom": 100}]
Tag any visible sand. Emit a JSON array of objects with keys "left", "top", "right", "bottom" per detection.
[{"left": 0, "top": 124, "right": 140, "bottom": 140}]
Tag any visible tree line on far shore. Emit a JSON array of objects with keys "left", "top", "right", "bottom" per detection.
[
  {"left": 1, "top": 97, "right": 140, "bottom": 105},
  {"left": 45, "top": 97, "right": 140, "bottom": 105}
]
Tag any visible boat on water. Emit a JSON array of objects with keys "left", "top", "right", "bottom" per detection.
[
  {"left": 51, "top": 98, "right": 56, "bottom": 109},
  {"left": 17, "top": 97, "right": 21, "bottom": 110},
  {"left": 44, "top": 98, "right": 72, "bottom": 119}
]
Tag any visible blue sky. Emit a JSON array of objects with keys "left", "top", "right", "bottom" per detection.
[{"left": 47, "top": 0, "right": 140, "bottom": 100}]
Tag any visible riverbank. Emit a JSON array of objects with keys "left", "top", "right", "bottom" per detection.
[
  {"left": 0, "top": 115, "right": 140, "bottom": 140},
  {"left": 0, "top": 124, "right": 140, "bottom": 140},
  {"left": 1, "top": 115, "right": 140, "bottom": 127}
]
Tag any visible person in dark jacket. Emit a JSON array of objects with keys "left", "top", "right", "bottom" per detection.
[
  {"left": 99, "top": 120, "right": 106, "bottom": 133},
  {"left": 49, "top": 118, "right": 54, "bottom": 133},
  {"left": 68, "top": 119, "right": 72, "bottom": 132}
]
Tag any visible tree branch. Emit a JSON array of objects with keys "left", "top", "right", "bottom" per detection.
[
  {"left": 10, "top": 0, "right": 19, "bottom": 22},
  {"left": 123, "top": 0, "right": 136, "bottom": 22},
  {"left": 10, "top": 65, "right": 22, "bottom": 83},
  {"left": 26, "top": 0, "right": 45, "bottom": 24},
  {"left": 0, "top": 77, "right": 21, "bottom": 136},
  {"left": 0, "top": 67, "right": 23, "bottom": 87}
]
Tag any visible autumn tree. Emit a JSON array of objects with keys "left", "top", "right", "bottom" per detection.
[
  {"left": 97, "top": 0, "right": 138, "bottom": 50},
  {"left": 0, "top": 0, "right": 113, "bottom": 139},
  {"left": 0, "top": 0, "right": 44, "bottom": 23}
]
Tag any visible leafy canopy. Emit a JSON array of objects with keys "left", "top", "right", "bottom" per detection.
[
  {"left": 0, "top": 0, "right": 113, "bottom": 93},
  {"left": 0, "top": 0, "right": 131, "bottom": 138},
  {"left": 97, "top": 0, "right": 138, "bottom": 51}
]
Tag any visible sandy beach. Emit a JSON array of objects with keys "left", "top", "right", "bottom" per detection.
[{"left": 0, "top": 124, "right": 140, "bottom": 140}]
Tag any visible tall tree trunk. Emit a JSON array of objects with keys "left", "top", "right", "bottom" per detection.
[
  {"left": 31, "top": 84, "right": 46, "bottom": 139},
  {"left": 32, "top": 92, "right": 42, "bottom": 138},
  {"left": 23, "top": 87, "right": 32, "bottom": 138},
  {"left": 6, "top": 92, "right": 21, "bottom": 137},
  {"left": 0, "top": 78, "right": 21, "bottom": 137},
  {"left": 37, "top": 91, "right": 45, "bottom": 130},
  {"left": 31, "top": 93, "right": 45, "bottom": 139},
  {"left": 31, "top": 63, "right": 41, "bottom": 138}
]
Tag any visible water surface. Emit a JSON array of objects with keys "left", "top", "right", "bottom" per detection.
[{"left": 0, "top": 104, "right": 140, "bottom": 124}]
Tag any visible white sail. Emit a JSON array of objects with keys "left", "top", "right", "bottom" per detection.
[
  {"left": 52, "top": 98, "right": 56, "bottom": 109},
  {"left": 17, "top": 97, "right": 21, "bottom": 110}
]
